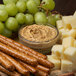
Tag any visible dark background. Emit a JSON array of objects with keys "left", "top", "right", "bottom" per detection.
[
  {"left": 0, "top": 0, "right": 76, "bottom": 15},
  {"left": 54, "top": 0, "right": 76, "bottom": 15}
]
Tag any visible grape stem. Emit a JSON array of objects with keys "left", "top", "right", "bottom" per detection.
[{"left": 38, "top": 5, "right": 49, "bottom": 16}]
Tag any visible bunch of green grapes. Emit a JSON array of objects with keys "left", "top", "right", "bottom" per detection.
[{"left": 0, "top": 0, "right": 61, "bottom": 37}]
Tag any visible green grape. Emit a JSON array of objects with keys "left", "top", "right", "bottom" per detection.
[
  {"left": 16, "top": 1, "right": 26, "bottom": 13},
  {"left": 34, "top": 12, "right": 47, "bottom": 25},
  {"left": 54, "top": 14, "right": 61, "bottom": 21},
  {"left": 42, "top": 0, "right": 55, "bottom": 11},
  {"left": 25, "top": 14, "right": 34, "bottom": 25},
  {"left": 48, "top": 15, "right": 56, "bottom": 26},
  {"left": 16, "top": 13, "right": 25, "bottom": 25},
  {"left": 0, "top": 22, "right": 4, "bottom": 34},
  {"left": 0, "top": 10, "right": 8, "bottom": 21},
  {"left": 26, "top": 0, "right": 38, "bottom": 14},
  {"left": 3, "top": 0, "right": 18, "bottom": 5},
  {"left": 2, "top": 28, "right": 12, "bottom": 37},
  {"left": 5, "top": 17, "right": 18, "bottom": 31},
  {"left": 0, "top": 4, "right": 5, "bottom": 10},
  {"left": 33, "top": 0, "right": 40, "bottom": 6},
  {"left": 5, "top": 3, "right": 18, "bottom": 16}
]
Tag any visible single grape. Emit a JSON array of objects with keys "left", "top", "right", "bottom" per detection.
[
  {"left": 0, "top": 10, "right": 8, "bottom": 21},
  {"left": 3, "top": 0, "right": 18, "bottom": 5},
  {"left": 5, "top": 3, "right": 18, "bottom": 16},
  {"left": 33, "top": 0, "right": 40, "bottom": 6},
  {"left": 16, "top": 13, "right": 25, "bottom": 25},
  {"left": 5, "top": 17, "right": 18, "bottom": 31},
  {"left": 48, "top": 15, "right": 56, "bottom": 26},
  {"left": 25, "top": 14, "right": 34, "bottom": 25},
  {"left": 26, "top": 0, "right": 38, "bottom": 14},
  {"left": 0, "top": 22, "right": 4, "bottom": 34},
  {"left": 16, "top": 1, "right": 26, "bottom": 13},
  {"left": 54, "top": 14, "right": 61, "bottom": 21},
  {"left": 42, "top": 0, "right": 55, "bottom": 11},
  {"left": 2, "top": 28, "right": 12, "bottom": 37},
  {"left": 0, "top": 4, "right": 5, "bottom": 10},
  {"left": 34, "top": 12, "right": 47, "bottom": 25}
]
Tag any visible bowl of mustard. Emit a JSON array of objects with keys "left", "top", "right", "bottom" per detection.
[{"left": 19, "top": 24, "right": 59, "bottom": 54}]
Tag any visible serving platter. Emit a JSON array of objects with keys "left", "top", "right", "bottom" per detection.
[{"left": 0, "top": 0, "right": 76, "bottom": 76}]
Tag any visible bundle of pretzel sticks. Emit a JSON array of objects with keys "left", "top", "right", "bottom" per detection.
[
  {"left": 0, "top": 34, "right": 55, "bottom": 76},
  {"left": 0, "top": 34, "right": 75, "bottom": 76}
]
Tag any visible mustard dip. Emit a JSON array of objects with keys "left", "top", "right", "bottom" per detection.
[{"left": 20, "top": 24, "right": 57, "bottom": 42}]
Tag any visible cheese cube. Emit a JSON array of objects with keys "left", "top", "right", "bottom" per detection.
[
  {"left": 69, "top": 17, "right": 76, "bottom": 29},
  {"left": 69, "top": 29, "right": 76, "bottom": 38},
  {"left": 74, "top": 11, "right": 76, "bottom": 16},
  {"left": 47, "top": 55, "right": 61, "bottom": 70},
  {"left": 64, "top": 47, "right": 76, "bottom": 61},
  {"left": 62, "top": 37, "right": 75, "bottom": 48},
  {"left": 62, "top": 16, "right": 73, "bottom": 29},
  {"left": 59, "top": 29, "right": 66, "bottom": 35},
  {"left": 62, "top": 16, "right": 76, "bottom": 29},
  {"left": 61, "top": 59, "right": 73, "bottom": 73},
  {"left": 51, "top": 45, "right": 64, "bottom": 58},
  {"left": 59, "top": 29, "right": 69, "bottom": 37},
  {"left": 56, "top": 20, "right": 64, "bottom": 30},
  {"left": 59, "top": 29, "right": 65, "bottom": 40},
  {"left": 74, "top": 40, "right": 76, "bottom": 47},
  {"left": 62, "top": 29, "right": 76, "bottom": 38}
]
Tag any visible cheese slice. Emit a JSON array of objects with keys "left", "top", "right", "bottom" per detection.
[
  {"left": 56, "top": 20, "right": 64, "bottom": 30},
  {"left": 51, "top": 45, "right": 64, "bottom": 58},
  {"left": 61, "top": 59, "right": 73, "bottom": 73},
  {"left": 64, "top": 47, "right": 76, "bottom": 61},
  {"left": 47, "top": 55, "right": 61, "bottom": 70},
  {"left": 62, "top": 37, "right": 75, "bottom": 49}
]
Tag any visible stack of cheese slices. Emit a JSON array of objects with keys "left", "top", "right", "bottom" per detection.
[{"left": 47, "top": 11, "right": 76, "bottom": 75}]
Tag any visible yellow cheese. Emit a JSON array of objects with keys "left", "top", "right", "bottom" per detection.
[
  {"left": 62, "top": 37, "right": 75, "bottom": 48},
  {"left": 64, "top": 47, "right": 76, "bottom": 61},
  {"left": 62, "top": 29, "right": 76, "bottom": 38},
  {"left": 56, "top": 20, "right": 64, "bottom": 30},
  {"left": 47, "top": 55, "right": 61, "bottom": 70},
  {"left": 59, "top": 29, "right": 65, "bottom": 40},
  {"left": 74, "top": 40, "right": 76, "bottom": 47},
  {"left": 74, "top": 11, "right": 76, "bottom": 16},
  {"left": 59, "top": 29, "right": 70, "bottom": 39},
  {"left": 62, "top": 16, "right": 73, "bottom": 29},
  {"left": 69, "top": 17, "right": 76, "bottom": 29},
  {"left": 59, "top": 29, "right": 66, "bottom": 35},
  {"left": 51, "top": 45, "right": 64, "bottom": 58},
  {"left": 62, "top": 16, "right": 76, "bottom": 29},
  {"left": 61, "top": 59, "right": 73, "bottom": 73},
  {"left": 69, "top": 29, "right": 76, "bottom": 38}
]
